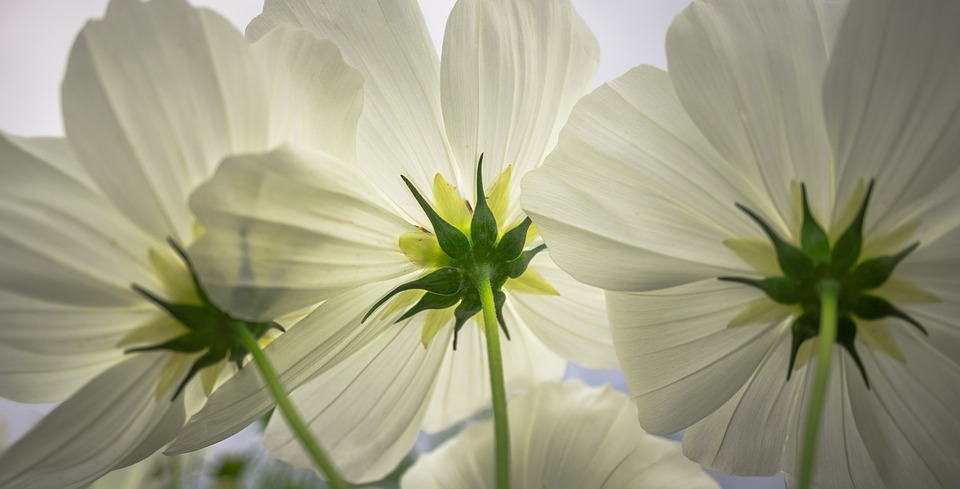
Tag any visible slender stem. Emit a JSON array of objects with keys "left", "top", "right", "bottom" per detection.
[
  {"left": 798, "top": 280, "right": 840, "bottom": 489},
  {"left": 476, "top": 277, "right": 511, "bottom": 489},
  {"left": 231, "top": 323, "right": 349, "bottom": 489}
]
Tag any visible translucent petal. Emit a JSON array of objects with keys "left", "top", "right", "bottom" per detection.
[
  {"left": 266, "top": 321, "right": 448, "bottom": 483},
  {"left": 62, "top": 0, "right": 270, "bottom": 243},
  {"left": 607, "top": 280, "right": 783, "bottom": 435},
  {"left": 440, "top": 0, "right": 598, "bottom": 225},
  {"left": 508, "top": 253, "right": 617, "bottom": 369},
  {"left": 251, "top": 26, "right": 364, "bottom": 162},
  {"left": 402, "top": 382, "right": 720, "bottom": 489},
  {"left": 249, "top": 0, "right": 455, "bottom": 221},
  {"left": 189, "top": 144, "right": 415, "bottom": 321},
  {"left": 523, "top": 66, "right": 757, "bottom": 292},
  {"left": 0, "top": 353, "right": 190, "bottom": 489},
  {"left": 666, "top": 0, "right": 847, "bottom": 225}
]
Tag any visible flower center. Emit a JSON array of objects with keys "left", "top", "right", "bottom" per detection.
[
  {"left": 127, "top": 239, "right": 283, "bottom": 399},
  {"left": 721, "top": 182, "right": 928, "bottom": 387},
  {"left": 365, "top": 156, "right": 550, "bottom": 349}
]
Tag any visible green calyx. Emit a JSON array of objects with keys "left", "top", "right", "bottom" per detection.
[
  {"left": 364, "top": 155, "right": 545, "bottom": 348},
  {"left": 128, "top": 238, "right": 283, "bottom": 399},
  {"left": 720, "top": 182, "right": 926, "bottom": 387}
]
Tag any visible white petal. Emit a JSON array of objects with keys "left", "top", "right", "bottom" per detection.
[
  {"left": 825, "top": 0, "right": 960, "bottom": 227},
  {"left": 849, "top": 327, "right": 960, "bottom": 488},
  {"left": 607, "top": 280, "right": 785, "bottom": 435},
  {"left": 168, "top": 276, "right": 412, "bottom": 454},
  {"left": 63, "top": 0, "right": 270, "bottom": 243},
  {"left": 251, "top": 26, "right": 364, "bottom": 161},
  {"left": 402, "top": 382, "right": 720, "bottom": 489},
  {"left": 440, "top": 0, "right": 598, "bottom": 223},
  {"left": 189, "top": 144, "right": 415, "bottom": 321},
  {"left": 666, "top": 0, "right": 847, "bottom": 223},
  {"left": 0, "top": 353, "right": 188, "bottom": 489},
  {"left": 508, "top": 253, "right": 617, "bottom": 369},
  {"left": 422, "top": 312, "right": 566, "bottom": 433},
  {"left": 0, "top": 134, "right": 163, "bottom": 402},
  {"left": 266, "top": 320, "right": 448, "bottom": 483},
  {"left": 523, "top": 66, "right": 757, "bottom": 292},
  {"left": 249, "top": 0, "right": 455, "bottom": 219}
]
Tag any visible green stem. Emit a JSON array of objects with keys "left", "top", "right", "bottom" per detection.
[
  {"left": 231, "top": 323, "right": 349, "bottom": 489},
  {"left": 476, "top": 277, "right": 511, "bottom": 489},
  {"left": 798, "top": 280, "right": 839, "bottom": 489}
]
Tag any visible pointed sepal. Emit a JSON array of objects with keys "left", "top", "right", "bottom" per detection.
[{"left": 402, "top": 175, "right": 471, "bottom": 260}]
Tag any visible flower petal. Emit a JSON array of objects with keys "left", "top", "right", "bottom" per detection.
[
  {"left": 0, "top": 353, "right": 190, "bottom": 489},
  {"left": 422, "top": 312, "right": 566, "bottom": 433},
  {"left": 825, "top": 0, "right": 960, "bottom": 226},
  {"left": 523, "top": 66, "right": 756, "bottom": 292},
  {"left": 508, "top": 253, "right": 617, "bottom": 369},
  {"left": 401, "top": 382, "right": 720, "bottom": 489},
  {"left": 62, "top": 0, "right": 270, "bottom": 243},
  {"left": 167, "top": 276, "right": 412, "bottom": 454},
  {"left": 249, "top": 0, "right": 455, "bottom": 218},
  {"left": 0, "top": 134, "right": 164, "bottom": 402},
  {"left": 607, "top": 279, "right": 785, "bottom": 435},
  {"left": 849, "top": 327, "right": 960, "bottom": 488},
  {"left": 440, "top": 0, "right": 598, "bottom": 223},
  {"left": 265, "top": 320, "right": 448, "bottom": 483},
  {"left": 666, "top": 0, "right": 847, "bottom": 223},
  {"left": 189, "top": 144, "right": 415, "bottom": 321},
  {"left": 251, "top": 26, "right": 364, "bottom": 162}
]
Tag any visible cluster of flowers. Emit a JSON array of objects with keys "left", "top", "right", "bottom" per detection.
[{"left": 0, "top": 0, "right": 956, "bottom": 488}]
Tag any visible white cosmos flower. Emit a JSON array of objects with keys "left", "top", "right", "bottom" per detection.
[
  {"left": 523, "top": 0, "right": 960, "bottom": 487},
  {"left": 0, "top": 0, "right": 362, "bottom": 486},
  {"left": 168, "top": 0, "right": 616, "bottom": 482},
  {"left": 400, "top": 381, "right": 721, "bottom": 489}
]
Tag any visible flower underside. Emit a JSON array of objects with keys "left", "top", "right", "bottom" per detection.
[
  {"left": 720, "top": 181, "right": 927, "bottom": 387},
  {"left": 364, "top": 156, "right": 547, "bottom": 349},
  {"left": 128, "top": 239, "right": 283, "bottom": 399}
]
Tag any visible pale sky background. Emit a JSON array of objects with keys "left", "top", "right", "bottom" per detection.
[{"left": 0, "top": 1, "right": 783, "bottom": 488}]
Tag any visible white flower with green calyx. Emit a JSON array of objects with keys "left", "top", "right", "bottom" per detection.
[
  {"left": 127, "top": 238, "right": 284, "bottom": 399},
  {"left": 522, "top": 0, "right": 959, "bottom": 487},
  {"left": 168, "top": 0, "right": 615, "bottom": 483},
  {"left": 364, "top": 157, "right": 547, "bottom": 349},
  {"left": 0, "top": 0, "right": 365, "bottom": 485},
  {"left": 400, "top": 382, "right": 721, "bottom": 489}
]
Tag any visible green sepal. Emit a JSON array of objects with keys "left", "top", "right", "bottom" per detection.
[
  {"left": 506, "top": 244, "right": 547, "bottom": 279},
  {"left": 718, "top": 276, "right": 802, "bottom": 304},
  {"left": 787, "top": 313, "right": 818, "bottom": 381},
  {"left": 493, "top": 290, "right": 510, "bottom": 341},
  {"left": 837, "top": 317, "right": 869, "bottom": 388},
  {"left": 172, "top": 349, "right": 224, "bottom": 399},
  {"left": 363, "top": 267, "right": 464, "bottom": 322},
  {"left": 395, "top": 292, "right": 462, "bottom": 323},
  {"left": 736, "top": 203, "right": 812, "bottom": 278},
  {"left": 832, "top": 181, "right": 874, "bottom": 271},
  {"left": 453, "top": 291, "right": 481, "bottom": 350},
  {"left": 853, "top": 294, "right": 928, "bottom": 335},
  {"left": 799, "top": 185, "right": 829, "bottom": 263},
  {"left": 470, "top": 154, "right": 499, "bottom": 253},
  {"left": 496, "top": 217, "right": 533, "bottom": 262},
  {"left": 125, "top": 333, "right": 210, "bottom": 355},
  {"left": 132, "top": 284, "right": 217, "bottom": 330},
  {"left": 402, "top": 175, "right": 471, "bottom": 260},
  {"left": 166, "top": 237, "right": 211, "bottom": 305},
  {"left": 850, "top": 242, "right": 919, "bottom": 290}
]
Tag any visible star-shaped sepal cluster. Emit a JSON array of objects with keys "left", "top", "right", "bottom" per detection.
[
  {"left": 720, "top": 182, "right": 927, "bottom": 387},
  {"left": 364, "top": 156, "right": 545, "bottom": 348},
  {"left": 128, "top": 239, "right": 284, "bottom": 399}
]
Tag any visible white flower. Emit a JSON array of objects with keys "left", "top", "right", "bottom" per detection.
[
  {"left": 168, "top": 0, "right": 616, "bottom": 483},
  {"left": 0, "top": 0, "right": 362, "bottom": 486},
  {"left": 400, "top": 381, "right": 721, "bottom": 489},
  {"left": 522, "top": 0, "right": 960, "bottom": 487}
]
